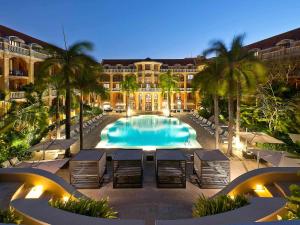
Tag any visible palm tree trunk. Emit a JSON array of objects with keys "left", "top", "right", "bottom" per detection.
[
  {"left": 56, "top": 91, "right": 61, "bottom": 139},
  {"left": 79, "top": 91, "right": 83, "bottom": 150},
  {"left": 65, "top": 74, "right": 71, "bottom": 157},
  {"left": 168, "top": 91, "right": 171, "bottom": 117},
  {"left": 227, "top": 94, "right": 234, "bottom": 155},
  {"left": 126, "top": 91, "right": 129, "bottom": 117},
  {"left": 236, "top": 81, "right": 241, "bottom": 143},
  {"left": 213, "top": 94, "right": 219, "bottom": 149}
]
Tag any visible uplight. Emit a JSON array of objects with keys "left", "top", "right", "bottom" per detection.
[
  {"left": 62, "top": 195, "right": 70, "bottom": 202},
  {"left": 25, "top": 185, "right": 44, "bottom": 199},
  {"left": 233, "top": 136, "right": 245, "bottom": 151},
  {"left": 255, "top": 184, "right": 264, "bottom": 191},
  {"left": 163, "top": 108, "right": 170, "bottom": 117}
]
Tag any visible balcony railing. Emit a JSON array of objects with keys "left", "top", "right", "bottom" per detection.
[
  {"left": 0, "top": 42, "right": 49, "bottom": 59},
  {"left": 138, "top": 88, "right": 162, "bottom": 92},
  {"left": 9, "top": 69, "right": 28, "bottom": 77},
  {"left": 103, "top": 69, "right": 136, "bottom": 73},
  {"left": 10, "top": 91, "right": 25, "bottom": 99},
  {"left": 112, "top": 88, "right": 121, "bottom": 91},
  {"left": 8, "top": 45, "right": 30, "bottom": 56},
  {"left": 260, "top": 45, "right": 300, "bottom": 60}
]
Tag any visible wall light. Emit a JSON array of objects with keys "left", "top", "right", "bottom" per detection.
[{"left": 25, "top": 185, "right": 44, "bottom": 199}]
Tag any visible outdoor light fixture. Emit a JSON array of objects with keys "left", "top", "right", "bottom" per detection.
[
  {"left": 127, "top": 108, "right": 132, "bottom": 117},
  {"left": 25, "top": 185, "right": 44, "bottom": 199},
  {"left": 62, "top": 195, "right": 70, "bottom": 202},
  {"left": 233, "top": 136, "right": 245, "bottom": 151},
  {"left": 163, "top": 108, "right": 169, "bottom": 117},
  {"left": 254, "top": 184, "right": 272, "bottom": 197}
]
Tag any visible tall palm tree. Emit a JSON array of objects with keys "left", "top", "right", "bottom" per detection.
[
  {"left": 73, "top": 62, "right": 106, "bottom": 149},
  {"left": 159, "top": 70, "right": 179, "bottom": 117},
  {"left": 41, "top": 41, "right": 95, "bottom": 155},
  {"left": 120, "top": 75, "right": 138, "bottom": 117},
  {"left": 36, "top": 65, "right": 64, "bottom": 138},
  {"left": 192, "top": 58, "right": 225, "bottom": 149},
  {"left": 204, "top": 34, "right": 266, "bottom": 155}
]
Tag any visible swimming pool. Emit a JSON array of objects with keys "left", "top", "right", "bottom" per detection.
[{"left": 96, "top": 115, "right": 201, "bottom": 149}]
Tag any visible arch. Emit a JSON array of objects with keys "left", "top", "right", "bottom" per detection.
[
  {"left": 9, "top": 57, "right": 28, "bottom": 76},
  {"left": 113, "top": 74, "right": 123, "bottom": 82},
  {"left": 100, "top": 74, "right": 110, "bottom": 82}
]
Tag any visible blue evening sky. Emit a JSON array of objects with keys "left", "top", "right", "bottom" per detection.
[{"left": 1, "top": 0, "right": 299, "bottom": 61}]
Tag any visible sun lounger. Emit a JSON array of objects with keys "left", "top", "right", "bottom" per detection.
[
  {"left": 201, "top": 120, "right": 212, "bottom": 128},
  {"left": 9, "top": 157, "right": 22, "bottom": 166},
  {"left": 220, "top": 131, "right": 229, "bottom": 143},
  {"left": 1, "top": 160, "right": 12, "bottom": 168}
]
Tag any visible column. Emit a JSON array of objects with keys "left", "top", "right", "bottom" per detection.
[
  {"left": 170, "top": 93, "right": 174, "bottom": 110},
  {"left": 28, "top": 59, "right": 34, "bottom": 84},
  {"left": 109, "top": 74, "right": 113, "bottom": 106},
  {"left": 2, "top": 55, "right": 9, "bottom": 91},
  {"left": 152, "top": 93, "right": 155, "bottom": 111}
]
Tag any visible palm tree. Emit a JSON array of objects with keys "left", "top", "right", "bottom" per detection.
[
  {"left": 159, "top": 70, "right": 179, "bottom": 117},
  {"left": 192, "top": 58, "right": 225, "bottom": 149},
  {"left": 204, "top": 34, "right": 266, "bottom": 155},
  {"left": 36, "top": 65, "right": 64, "bottom": 139},
  {"left": 41, "top": 41, "right": 95, "bottom": 155},
  {"left": 73, "top": 62, "right": 106, "bottom": 149},
  {"left": 120, "top": 75, "right": 138, "bottom": 117}
]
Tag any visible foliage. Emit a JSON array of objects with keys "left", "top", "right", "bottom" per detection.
[
  {"left": 83, "top": 104, "right": 103, "bottom": 116},
  {"left": 121, "top": 75, "right": 138, "bottom": 117},
  {"left": 198, "top": 108, "right": 211, "bottom": 119},
  {"left": 49, "top": 197, "right": 117, "bottom": 219},
  {"left": 192, "top": 194, "right": 249, "bottom": 217},
  {"left": 0, "top": 208, "right": 22, "bottom": 224},
  {"left": 159, "top": 70, "right": 179, "bottom": 116},
  {"left": 279, "top": 183, "right": 300, "bottom": 220}
]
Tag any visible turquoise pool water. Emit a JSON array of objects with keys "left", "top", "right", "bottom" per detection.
[{"left": 97, "top": 115, "right": 200, "bottom": 149}]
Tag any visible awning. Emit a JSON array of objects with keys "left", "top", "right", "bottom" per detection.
[
  {"left": 250, "top": 149, "right": 285, "bottom": 167},
  {"left": 239, "top": 132, "right": 284, "bottom": 144},
  {"left": 288, "top": 133, "right": 300, "bottom": 144},
  {"left": 29, "top": 139, "right": 77, "bottom": 152},
  {"left": 9, "top": 36, "right": 25, "bottom": 44}
]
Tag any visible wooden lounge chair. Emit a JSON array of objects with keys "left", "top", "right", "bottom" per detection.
[
  {"left": 9, "top": 157, "right": 22, "bottom": 167},
  {"left": 1, "top": 160, "right": 12, "bottom": 168}
]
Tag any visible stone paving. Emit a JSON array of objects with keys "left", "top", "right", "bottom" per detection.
[{"left": 55, "top": 113, "right": 265, "bottom": 225}]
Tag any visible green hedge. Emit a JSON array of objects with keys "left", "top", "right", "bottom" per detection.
[
  {"left": 0, "top": 208, "right": 22, "bottom": 224},
  {"left": 193, "top": 194, "right": 249, "bottom": 217},
  {"left": 49, "top": 197, "right": 117, "bottom": 219}
]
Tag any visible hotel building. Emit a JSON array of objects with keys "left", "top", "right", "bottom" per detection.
[
  {"left": 0, "top": 25, "right": 52, "bottom": 102},
  {"left": 246, "top": 27, "right": 300, "bottom": 87},
  {"left": 100, "top": 58, "right": 204, "bottom": 112}
]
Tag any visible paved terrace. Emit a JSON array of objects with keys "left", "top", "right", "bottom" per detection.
[{"left": 56, "top": 113, "right": 253, "bottom": 225}]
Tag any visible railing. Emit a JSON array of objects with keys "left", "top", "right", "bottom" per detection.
[
  {"left": 186, "top": 88, "right": 193, "bottom": 91},
  {"left": 260, "top": 45, "right": 300, "bottom": 60},
  {"left": 0, "top": 43, "right": 49, "bottom": 59},
  {"left": 112, "top": 88, "right": 121, "bottom": 91},
  {"left": 8, "top": 45, "right": 30, "bottom": 56},
  {"left": 103, "top": 69, "right": 136, "bottom": 73},
  {"left": 9, "top": 69, "right": 28, "bottom": 77},
  {"left": 138, "top": 88, "right": 162, "bottom": 92},
  {"left": 10, "top": 91, "right": 25, "bottom": 99}
]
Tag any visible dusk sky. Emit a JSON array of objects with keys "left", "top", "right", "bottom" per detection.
[{"left": 1, "top": 0, "right": 300, "bottom": 60}]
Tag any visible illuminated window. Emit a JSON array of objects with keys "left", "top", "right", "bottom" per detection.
[{"left": 187, "top": 74, "right": 194, "bottom": 80}]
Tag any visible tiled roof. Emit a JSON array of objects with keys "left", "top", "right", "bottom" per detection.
[
  {"left": 0, "top": 24, "right": 54, "bottom": 48},
  {"left": 102, "top": 58, "right": 199, "bottom": 66},
  {"left": 245, "top": 27, "right": 300, "bottom": 50}
]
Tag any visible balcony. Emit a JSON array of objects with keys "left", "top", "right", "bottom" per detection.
[
  {"left": 138, "top": 88, "right": 161, "bottom": 92},
  {"left": 260, "top": 45, "right": 300, "bottom": 60},
  {"left": 103, "top": 69, "right": 136, "bottom": 73},
  {"left": 10, "top": 91, "right": 25, "bottom": 100},
  {"left": 9, "top": 69, "right": 28, "bottom": 77},
  {"left": 0, "top": 42, "right": 48, "bottom": 59},
  {"left": 112, "top": 87, "right": 121, "bottom": 91}
]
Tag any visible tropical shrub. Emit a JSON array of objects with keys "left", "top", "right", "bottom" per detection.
[
  {"left": 49, "top": 197, "right": 117, "bottom": 219},
  {"left": 278, "top": 183, "right": 300, "bottom": 220},
  {"left": 192, "top": 194, "right": 249, "bottom": 217},
  {"left": 0, "top": 208, "right": 22, "bottom": 224}
]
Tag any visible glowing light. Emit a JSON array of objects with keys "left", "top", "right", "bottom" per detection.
[
  {"left": 254, "top": 184, "right": 272, "bottom": 197},
  {"left": 229, "top": 194, "right": 235, "bottom": 200},
  {"left": 163, "top": 108, "right": 170, "bottom": 117},
  {"left": 255, "top": 184, "right": 264, "bottom": 191},
  {"left": 62, "top": 195, "right": 70, "bottom": 202},
  {"left": 233, "top": 136, "right": 245, "bottom": 151},
  {"left": 127, "top": 108, "right": 132, "bottom": 117},
  {"left": 25, "top": 185, "right": 44, "bottom": 199}
]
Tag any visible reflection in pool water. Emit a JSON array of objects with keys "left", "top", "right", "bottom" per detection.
[{"left": 97, "top": 115, "right": 201, "bottom": 149}]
